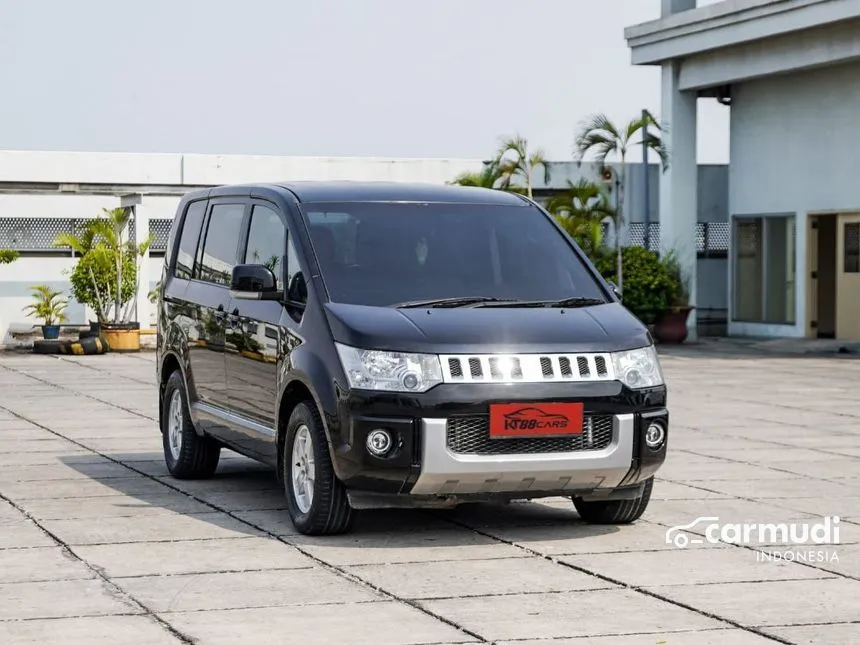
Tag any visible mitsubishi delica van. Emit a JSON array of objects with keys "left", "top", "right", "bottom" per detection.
[{"left": 156, "top": 182, "right": 668, "bottom": 535}]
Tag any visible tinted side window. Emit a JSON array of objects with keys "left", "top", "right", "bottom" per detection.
[
  {"left": 174, "top": 200, "right": 206, "bottom": 280},
  {"left": 286, "top": 236, "right": 307, "bottom": 304},
  {"left": 197, "top": 203, "right": 246, "bottom": 286},
  {"left": 244, "top": 204, "right": 286, "bottom": 290}
]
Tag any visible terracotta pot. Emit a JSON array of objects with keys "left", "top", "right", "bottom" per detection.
[{"left": 653, "top": 307, "right": 694, "bottom": 344}]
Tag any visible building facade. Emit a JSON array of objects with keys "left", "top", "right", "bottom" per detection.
[
  {"left": 0, "top": 150, "right": 729, "bottom": 346},
  {"left": 627, "top": 0, "right": 860, "bottom": 340}
]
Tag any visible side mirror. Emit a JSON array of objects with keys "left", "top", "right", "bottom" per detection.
[
  {"left": 608, "top": 281, "right": 622, "bottom": 300},
  {"left": 230, "top": 264, "right": 282, "bottom": 300}
]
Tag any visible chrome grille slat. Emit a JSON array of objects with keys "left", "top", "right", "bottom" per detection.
[
  {"left": 439, "top": 353, "right": 615, "bottom": 384},
  {"left": 446, "top": 414, "right": 614, "bottom": 455}
]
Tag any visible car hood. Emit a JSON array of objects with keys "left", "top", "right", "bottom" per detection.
[{"left": 323, "top": 302, "right": 651, "bottom": 354}]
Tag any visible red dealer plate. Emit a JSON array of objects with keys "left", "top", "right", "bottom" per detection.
[{"left": 489, "top": 402, "right": 584, "bottom": 439}]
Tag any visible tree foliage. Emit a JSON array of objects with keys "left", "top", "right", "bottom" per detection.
[
  {"left": 68, "top": 246, "right": 136, "bottom": 324},
  {"left": 494, "top": 135, "right": 550, "bottom": 199},
  {"left": 546, "top": 179, "right": 615, "bottom": 259},
  {"left": 594, "top": 247, "right": 681, "bottom": 325},
  {"left": 0, "top": 249, "right": 19, "bottom": 264},
  {"left": 450, "top": 161, "right": 526, "bottom": 195},
  {"left": 573, "top": 112, "right": 668, "bottom": 170},
  {"left": 54, "top": 208, "right": 152, "bottom": 324},
  {"left": 573, "top": 112, "right": 669, "bottom": 291}
]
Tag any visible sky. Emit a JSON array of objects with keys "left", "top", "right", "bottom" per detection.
[{"left": 0, "top": 0, "right": 729, "bottom": 163}]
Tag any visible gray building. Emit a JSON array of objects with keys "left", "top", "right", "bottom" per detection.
[{"left": 627, "top": 0, "right": 860, "bottom": 340}]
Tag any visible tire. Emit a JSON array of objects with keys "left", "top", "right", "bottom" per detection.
[
  {"left": 282, "top": 402, "right": 354, "bottom": 536},
  {"left": 161, "top": 370, "right": 221, "bottom": 479},
  {"left": 572, "top": 478, "right": 654, "bottom": 524}
]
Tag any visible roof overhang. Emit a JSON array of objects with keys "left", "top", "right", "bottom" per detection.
[{"left": 626, "top": 0, "right": 860, "bottom": 89}]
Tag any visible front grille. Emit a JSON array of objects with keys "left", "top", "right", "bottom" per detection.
[
  {"left": 446, "top": 414, "right": 614, "bottom": 455},
  {"left": 440, "top": 353, "right": 614, "bottom": 384}
]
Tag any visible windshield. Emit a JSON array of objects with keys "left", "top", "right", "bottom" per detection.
[{"left": 302, "top": 201, "right": 607, "bottom": 307}]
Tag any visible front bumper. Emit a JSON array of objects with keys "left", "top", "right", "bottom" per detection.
[
  {"left": 330, "top": 382, "right": 668, "bottom": 504},
  {"left": 411, "top": 414, "right": 636, "bottom": 496}
]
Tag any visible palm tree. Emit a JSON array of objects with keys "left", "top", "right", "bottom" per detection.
[
  {"left": 451, "top": 161, "right": 503, "bottom": 189},
  {"left": 545, "top": 179, "right": 615, "bottom": 259},
  {"left": 450, "top": 160, "right": 527, "bottom": 195},
  {"left": 573, "top": 112, "right": 669, "bottom": 291},
  {"left": 494, "top": 135, "right": 551, "bottom": 199}
]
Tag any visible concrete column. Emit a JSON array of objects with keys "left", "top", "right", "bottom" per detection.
[
  {"left": 132, "top": 200, "right": 151, "bottom": 329},
  {"left": 659, "top": 60, "right": 698, "bottom": 340},
  {"left": 662, "top": 0, "right": 696, "bottom": 17}
]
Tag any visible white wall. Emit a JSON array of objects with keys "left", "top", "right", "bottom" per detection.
[
  {"left": 728, "top": 60, "right": 860, "bottom": 337},
  {"left": 0, "top": 256, "right": 83, "bottom": 344}
]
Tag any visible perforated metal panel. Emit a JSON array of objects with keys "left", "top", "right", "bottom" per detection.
[
  {"left": 0, "top": 216, "right": 140, "bottom": 252},
  {"left": 149, "top": 219, "right": 174, "bottom": 252},
  {"left": 0, "top": 218, "right": 77, "bottom": 251},
  {"left": 707, "top": 222, "right": 730, "bottom": 251},
  {"left": 627, "top": 222, "right": 660, "bottom": 251},
  {"left": 626, "top": 221, "right": 728, "bottom": 256}
]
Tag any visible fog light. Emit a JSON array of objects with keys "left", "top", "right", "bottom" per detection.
[
  {"left": 645, "top": 422, "right": 666, "bottom": 450},
  {"left": 366, "top": 429, "right": 393, "bottom": 456}
]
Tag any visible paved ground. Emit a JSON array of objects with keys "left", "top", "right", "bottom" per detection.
[{"left": 0, "top": 349, "right": 859, "bottom": 645}]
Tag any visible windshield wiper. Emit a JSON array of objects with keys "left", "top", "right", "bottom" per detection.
[
  {"left": 392, "top": 296, "right": 519, "bottom": 309},
  {"left": 473, "top": 297, "right": 607, "bottom": 309}
]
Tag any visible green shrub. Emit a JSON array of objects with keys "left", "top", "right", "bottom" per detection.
[
  {"left": 595, "top": 246, "right": 680, "bottom": 324},
  {"left": 0, "top": 249, "right": 19, "bottom": 264},
  {"left": 68, "top": 246, "right": 136, "bottom": 323}
]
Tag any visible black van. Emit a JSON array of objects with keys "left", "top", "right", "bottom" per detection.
[{"left": 156, "top": 182, "right": 668, "bottom": 535}]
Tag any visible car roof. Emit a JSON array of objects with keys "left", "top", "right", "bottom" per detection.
[{"left": 274, "top": 181, "right": 529, "bottom": 206}]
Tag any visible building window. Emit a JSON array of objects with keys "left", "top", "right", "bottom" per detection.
[
  {"left": 844, "top": 223, "right": 860, "bottom": 273},
  {"left": 732, "top": 215, "right": 796, "bottom": 325}
]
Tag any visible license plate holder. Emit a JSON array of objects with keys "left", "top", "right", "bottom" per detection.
[{"left": 489, "top": 402, "right": 584, "bottom": 439}]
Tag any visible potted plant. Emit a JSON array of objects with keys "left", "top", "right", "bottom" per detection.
[
  {"left": 54, "top": 223, "right": 108, "bottom": 335},
  {"left": 57, "top": 208, "right": 153, "bottom": 352},
  {"left": 652, "top": 251, "right": 695, "bottom": 344},
  {"left": 22, "top": 285, "right": 68, "bottom": 340}
]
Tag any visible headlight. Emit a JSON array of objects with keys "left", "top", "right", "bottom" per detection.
[
  {"left": 335, "top": 343, "right": 443, "bottom": 393},
  {"left": 611, "top": 345, "right": 664, "bottom": 389}
]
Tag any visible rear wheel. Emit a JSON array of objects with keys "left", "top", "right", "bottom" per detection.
[
  {"left": 283, "top": 402, "right": 354, "bottom": 535},
  {"left": 572, "top": 478, "right": 654, "bottom": 524},
  {"left": 161, "top": 371, "right": 221, "bottom": 479}
]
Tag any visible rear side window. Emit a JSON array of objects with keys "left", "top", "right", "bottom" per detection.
[
  {"left": 197, "top": 203, "right": 246, "bottom": 286},
  {"left": 244, "top": 204, "right": 286, "bottom": 290},
  {"left": 174, "top": 200, "right": 206, "bottom": 280}
]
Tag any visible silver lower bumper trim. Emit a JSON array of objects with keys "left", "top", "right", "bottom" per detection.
[{"left": 410, "top": 414, "right": 635, "bottom": 496}]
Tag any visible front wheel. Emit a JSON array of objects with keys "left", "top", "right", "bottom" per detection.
[
  {"left": 283, "top": 402, "right": 354, "bottom": 536},
  {"left": 572, "top": 478, "right": 654, "bottom": 524}
]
